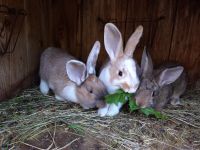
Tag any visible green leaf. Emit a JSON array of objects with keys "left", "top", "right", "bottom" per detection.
[
  {"left": 105, "top": 89, "right": 131, "bottom": 105},
  {"left": 104, "top": 89, "right": 168, "bottom": 120},
  {"left": 140, "top": 108, "right": 168, "bottom": 120},
  {"left": 129, "top": 99, "right": 139, "bottom": 112}
]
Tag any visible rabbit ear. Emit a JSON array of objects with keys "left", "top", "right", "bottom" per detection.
[
  {"left": 86, "top": 41, "right": 100, "bottom": 75},
  {"left": 66, "top": 60, "right": 86, "bottom": 85},
  {"left": 104, "top": 23, "right": 123, "bottom": 62},
  {"left": 124, "top": 25, "right": 143, "bottom": 57},
  {"left": 156, "top": 66, "right": 184, "bottom": 87},
  {"left": 141, "top": 47, "right": 153, "bottom": 78}
]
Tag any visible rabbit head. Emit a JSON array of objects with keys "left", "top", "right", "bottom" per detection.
[
  {"left": 100, "top": 23, "right": 143, "bottom": 93},
  {"left": 66, "top": 41, "right": 107, "bottom": 109},
  {"left": 135, "top": 48, "right": 184, "bottom": 109}
]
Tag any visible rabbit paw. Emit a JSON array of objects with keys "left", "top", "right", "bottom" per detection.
[
  {"left": 171, "top": 98, "right": 181, "bottom": 105},
  {"left": 55, "top": 95, "right": 65, "bottom": 101},
  {"left": 40, "top": 80, "right": 49, "bottom": 95},
  {"left": 98, "top": 104, "right": 109, "bottom": 117},
  {"left": 106, "top": 104, "right": 120, "bottom": 116}
]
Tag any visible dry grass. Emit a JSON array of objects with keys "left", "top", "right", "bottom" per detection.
[{"left": 0, "top": 87, "right": 200, "bottom": 149}]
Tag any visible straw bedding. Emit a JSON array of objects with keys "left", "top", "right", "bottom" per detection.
[{"left": 0, "top": 87, "right": 200, "bottom": 149}]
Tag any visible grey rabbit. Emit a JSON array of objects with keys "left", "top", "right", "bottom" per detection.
[
  {"left": 135, "top": 48, "right": 187, "bottom": 110},
  {"left": 39, "top": 41, "right": 107, "bottom": 109}
]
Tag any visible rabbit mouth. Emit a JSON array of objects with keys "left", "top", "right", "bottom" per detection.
[{"left": 123, "top": 87, "right": 138, "bottom": 93}]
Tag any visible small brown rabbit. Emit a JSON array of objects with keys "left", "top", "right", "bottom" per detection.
[
  {"left": 39, "top": 41, "right": 107, "bottom": 109},
  {"left": 135, "top": 48, "right": 187, "bottom": 110}
]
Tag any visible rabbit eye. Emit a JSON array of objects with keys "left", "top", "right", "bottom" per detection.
[
  {"left": 89, "top": 90, "right": 93, "bottom": 93},
  {"left": 118, "top": 70, "right": 123, "bottom": 77}
]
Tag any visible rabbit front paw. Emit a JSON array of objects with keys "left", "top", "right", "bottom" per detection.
[
  {"left": 40, "top": 80, "right": 49, "bottom": 95},
  {"left": 55, "top": 95, "right": 65, "bottom": 101},
  {"left": 98, "top": 104, "right": 109, "bottom": 117},
  {"left": 170, "top": 98, "right": 181, "bottom": 105},
  {"left": 106, "top": 103, "right": 121, "bottom": 116}
]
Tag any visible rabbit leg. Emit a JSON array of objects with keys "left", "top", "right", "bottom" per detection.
[
  {"left": 55, "top": 94, "right": 65, "bottom": 101},
  {"left": 98, "top": 104, "right": 109, "bottom": 117},
  {"left": 40, "top": 80, "right": 49, "bottom": 95},
  {"left": 170, "top": 89, "right": 184, "bottom": 105},
  {"left": 106, "top": 103, "right": 123, "bottom": 116},
  {"left": 170, "top": 80, "right": 186, "bottom": 106}
]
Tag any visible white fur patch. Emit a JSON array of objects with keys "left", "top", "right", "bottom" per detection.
[
  {"left": 61, "top": 85, "right": 78, "bottom": 103},
  {"left": 98, "top": 104, "right": 109, "bottom": 117},
  {"left": 55, "top": 95, "right": 65, "bottom": 101},
  {"left": 98, "top": 58, "right": 139, "bottom": 117},
  {"left": 123, "top": 59, "right": 139, "bottom": 93},
  {"left": 99, "top": 67, "right": 119, "bottom": 94},
  {"left": 106, "top": 103, "right": 122, "bottom": 116},
  {"left": 40, "top": 80, "right": 49, "bottom": 95}
]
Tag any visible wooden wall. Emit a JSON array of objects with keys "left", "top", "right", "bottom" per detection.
[
  {"left": 0, "top": 0, "right": 51, "bottom": 100},
  {"left": 50, "top": 0, "right": 200, "bottom": 81},
  {"left": 0, "top": 0, "right": 199, "bottom": 101}
]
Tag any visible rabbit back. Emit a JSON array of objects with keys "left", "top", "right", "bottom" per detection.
[
  {"left": 40, "top": 47, "right": 75, "bottom": 95},
  {"left": 153, "top": 64, "right": 187, "bottom": 109}
]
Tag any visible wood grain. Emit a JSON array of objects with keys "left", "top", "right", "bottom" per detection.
[
  {"left": 0, "top": 0, "right": 199, "bottom": 100},
  {"left": 169, "top": 0, "right": 200, "bottom": 81}
]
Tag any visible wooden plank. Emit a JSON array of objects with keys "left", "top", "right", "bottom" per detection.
[
  {"left": 49, "top": 0, "right": 81, "bottom": 58},
  {"left": 151, "top": 0, "right": 177, "bottom": 65},
  {"left": 0, "top": 0, "right": 26, "bottom": 100},
  {"left": 24, "top": 0, "right": 47, "bottom": 73},
  {"left": 125, "top": 0, "right": 158, "bottom": 63},
  {"left": 0, "top": 0, "right": 10, "bottom": 99},
  {"left": 81, "top": 0, "right": 128, "bottom": 71},
  {"left": 0, "top": 0, "right": 51, "bottom": 100},
  {"left": 7, "top": 0, "right": 28, "bottom": 95},
  {"left": 169, "top": 0, "right": 200, "bottom": 82}
]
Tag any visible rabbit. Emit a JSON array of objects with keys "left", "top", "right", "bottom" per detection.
[
  {"left": 39, "top": 41, "right": 107, "bottom": 109},
  {"left": 135, "top": 48, "right": 187, "bottom": 110},
  {"left": 98, "top": 23, "right": 143, "bottom": 117}
]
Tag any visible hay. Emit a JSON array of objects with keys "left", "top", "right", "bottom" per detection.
[{"left": 0, "top": 87, "right": 200, "bottom": 149}]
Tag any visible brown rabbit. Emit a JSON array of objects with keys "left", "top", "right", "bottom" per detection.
[
  {"left": 39, "top": 41, "right": 107, "bottom": 109},
  {"left": 135, "top": 48, "right": 187, "bottom": 110}
]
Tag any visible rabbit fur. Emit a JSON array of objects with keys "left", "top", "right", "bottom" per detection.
[
  {"left": 98, "top": 23, "right": 143, "bottom": 116},
  {"left": 135, "top": 48, "right": 187, "bottom": 110},
  {"left": 39, "top": 41, "right": 107, "bottom": 109}
]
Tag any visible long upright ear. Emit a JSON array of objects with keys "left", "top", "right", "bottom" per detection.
[
  {"left": 141, "top": 47, "right": 153, "bottom": 78},
  {"left": 66, "top": 60, "right": 86, "bottom": 85},
  {"left": 156, "top": 66, "right": 184, "bottom": 87},
  {"left": 86, "top": 41, "right": 100, "bottom": 75},
  {"left": 124, "top": 25, "right": 143, "bottom": 57},
  {"left": 104, "top": 23, "right": 123, "bottom": 62}
]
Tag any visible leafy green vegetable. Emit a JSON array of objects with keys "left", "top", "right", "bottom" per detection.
[
  {"left": 105, "top": 89, "right": 168, "bottom": 120},
  {"left": 128, "top": 99, "right": 139, "bottom": 111},
  {"left": 105, "top": 89, "right": 131, "bottom": 105},
  {"left": 140, "top": 108, "right": 168, "bottom": 120}
]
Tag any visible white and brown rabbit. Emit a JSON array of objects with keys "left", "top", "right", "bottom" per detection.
[
  {"left": 98, "top": 23, "right": 143, "bottom": 116},
  {"left": 135, "top": 48, "right": 187, "bottom": 110},
  {"left": 39, "top": 41, "right": 107, "bottom": 109}
]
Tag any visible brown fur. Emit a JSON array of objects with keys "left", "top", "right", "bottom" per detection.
[
  {"left": 135, "top": 49, "right": 187, "bottom": 110},
  {"left": 40, "top": 47, "right": 107, "bottom": 109}
]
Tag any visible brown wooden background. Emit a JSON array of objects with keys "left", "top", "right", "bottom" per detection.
[{"left": 0, "top": 0, "right": 199, "bottom": 101}]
